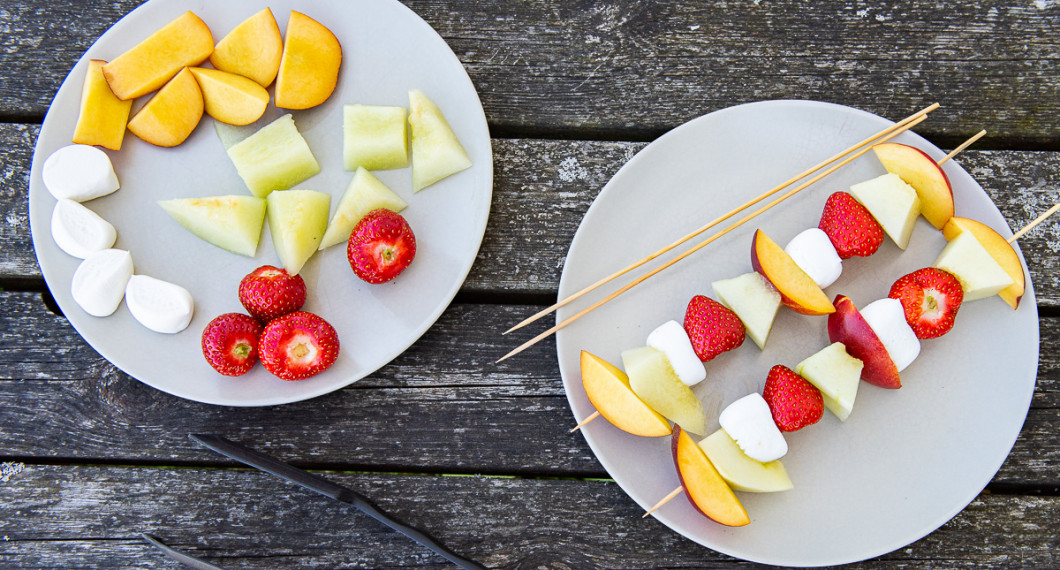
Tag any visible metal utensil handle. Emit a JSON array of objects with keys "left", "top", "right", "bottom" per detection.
[{"left": 190, "top": 434, "right": 485, "bottom": 570}]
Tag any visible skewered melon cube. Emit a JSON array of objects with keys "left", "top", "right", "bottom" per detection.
[
  {"left": 344, "top": 104, "right": 409, "bottom": 171},
  {"left": 319, "top": 167, "right": 408, "bottom": 250},
  {"left": 408, "top": 89, "right": 471, "bottom": 191},
  {"left": 622, "top": 346, "right": 707, "bottom": 435},
  {"left": 266, "top": 189, "right": 330, "bottom": 275},
  {"left": 159, "top": 195, "right": 266, "bottom": 257},
  {"left": 227, "top": 114, "right": 320, "bottom": 198}
]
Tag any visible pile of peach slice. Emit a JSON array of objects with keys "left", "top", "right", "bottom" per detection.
[{"left": 577, "top": 141, "right": 1027, "bottom": 526}]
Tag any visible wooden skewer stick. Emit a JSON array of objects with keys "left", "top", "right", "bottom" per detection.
[
  {"left": 503, "top": 103, "right": 941, "bottom": 336},
  {"left": 1009, "top": 202, "right": 1060, "bottom": 244},
  {"left": 497, "top": 113, "right": 929, "bottom": 363},
  {"left": 567, "top": 127, "right": 986, "bottom": 432},
  {"left": 643, "top": 486, "right": 684, "bottom": 518}
]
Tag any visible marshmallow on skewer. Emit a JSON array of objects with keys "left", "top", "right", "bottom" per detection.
[
  {"left": 42, "top": 144, "right": 120, "bottom": 202},
  {"left": 784, "top": 228, "right": 843, "bottom": 289},
  {"left": 125, "top": 275, "right": 195, "bottom": 334},
  {"left": 719, "top": 393, "right": 788, "bottom": 462},
  {"left": 50, "top": 199, "right": 117, "bottom": 259},
  {"left": 647, "top": 320, "right": 706, "bottom": 387},
  {"left": 71, "top": 248, "right": 133, "bottom": 317},
  {"left": 859, "top": 298, "right": 921, "bottom": 372}
]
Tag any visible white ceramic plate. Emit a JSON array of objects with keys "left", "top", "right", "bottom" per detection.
[
  {"left": 29, "top": 0, "right": 492, "bottom": 406},
  {"left": 555, "top": 101, "right": 1038, "bottom": 566}
]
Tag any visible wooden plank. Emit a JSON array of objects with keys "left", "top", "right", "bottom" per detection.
[
  {"left": 2, "top": 1, "right": 1059, "bottom": 143},
  {"left": 0, "top": 464, "right": 1057, "bottom": 568},
  {"left": 4, "top": 125, "right": 1060, "bottom": 303},
  {"left": 0, "top": 290, "right": 1057, "bottom": 487}
]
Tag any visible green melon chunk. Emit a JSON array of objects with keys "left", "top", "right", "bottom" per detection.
[
  {"left": 266, "top": 189, "right": 330, "bottom": 275},
  {"left": 343, "top": 104, "right": 409, "bottom": 171},
  {"left": 319, "top": 167, "right": 408, "bottom": 250},
  {"left": 158, "top": 195, "right": 266, "bottom": 257},
  {"left": 622, "top": 346, "right": 707, "bottom": 435},
  {"left": 227, "top": 114, "right": 321, "bottom": 198},
  {"left": 408, "top": 89, "right": 471, "bottom": 192}
]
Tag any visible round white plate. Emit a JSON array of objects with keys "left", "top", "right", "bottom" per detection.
[
  {"left": 556, "top": 101, "right": 1038, "bottom": 566},
  {"left": 29, "top": 0, "right": 492, "bottom": 406}
]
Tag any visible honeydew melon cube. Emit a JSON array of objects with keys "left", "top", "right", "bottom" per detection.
[
  {"left": 319, "top": 167, "right": 408, "bottom": 250},
  {"left": 795, "top": 342, "right": 863, "bottom": 422},
  {"left": 158, "top": 195, "right": 266, "bottom": 257},
  {"left": 266, "top": 189, "right": 330, "bottom": 275},
  {"left": 711, "top": 272, "right": 781, "bottom": 349},
  {"left": 700, "top": 428, "right": 793, "bottom": 493},
  {"left": 343, "top": 104, "right": 409, "bottom": 171},
  {"left": 934, "top": 230, "right": 1015, "bottom": 301},
  {"left": 622, "top": 346, "right": 707, "bottom": 435},
  {"left": 850, "top": 173, "right": 920, "bottom": 249},
  {"left": 227, "top": 114, "right": 321, "bottom": 198},
  {"left": 408, "top": 89, "right": 471, "bottom": 191}
]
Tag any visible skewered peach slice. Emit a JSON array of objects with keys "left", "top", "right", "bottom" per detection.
[
  {"left": 750, "top": 230, "right": 834, "bottom": 315},
  {"left": 102, "top": 11, "right": 213, "bottom": 100},
  {"left": 671, "top": 425, "right": 750, "bottom": 527},
  {"left": 942, "top": 217, "right": 1025, "bottom": 309},
  {"left": 274, "top": 11, "right": 341, "bottom": 110},
  {"left": 873, "top": 142, "right": 954, "bottom": 230},
  {"left": 580, "top": 351, "right": 671, "bottom": 437},
  {"left": 210, "top": 7, "right": 283, "bottom": 88}
]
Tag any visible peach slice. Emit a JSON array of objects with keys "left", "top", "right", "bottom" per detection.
[
  {"left": 209, "top": 7, "right": 283, "bottom": 88},
  {"left": 873, "top": 142, "right": 954, "bottom": 229},
  {"left": 671, "top": 425, "right": 750, "bottom": 527},
  {"left": 274, "top": 11, "right": 341, "bottom": 110},
  {"left": 72, "top": 60, "right": 132, "bottom": 151},
  {"left": 580, "top": 351, "right": 671, "bottom": 437},
  {"left": 127, "top": 67, "right": 204, "bottom": 147},
  {"left": 751, "top": 229, "right": 835, "bottom": 315},
  {"left": 943, "top": 217, "right": 1025, "bottom": 309},
  {"left": 188, "top": 67, "right": 268, "bottom": 126},
  {"left": 102, "top": 11, "right": 213, "bottom": 101},
  {"left": 827, "top": 295, "right": 901, "bottom": 389}
]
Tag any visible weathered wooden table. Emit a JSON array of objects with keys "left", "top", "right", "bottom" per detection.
[{"left": 1, "top": 1, "right": 1058, "bottom": 567}]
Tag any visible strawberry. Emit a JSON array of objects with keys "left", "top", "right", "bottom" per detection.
[
  {"left": 201, "top": 313, "right": 263, "bottom": 376},
  {"left": 888, "top": 267, "right": 964, "bottom": 339},
  {"left": 762, "top": 365, "right": 823, "bottom": 432},
  {"left": 347, "top": 209, "right": 416, "bottom": 284},
  {"left": 683, "top": 295, "right": 745, "bottom": 361},
  {"left": 818, "top": 191, "right": 885, "bottom": 259},
  {"left": 238, "top": 265, "right": 307, "bottom": 323},
  {"left": 258, "top": 311, "right": 340, "bottom": 381}
]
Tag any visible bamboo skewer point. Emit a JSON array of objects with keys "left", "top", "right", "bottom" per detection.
[{"left": 643, "top": 486, "right": 684, "bottom": 518}]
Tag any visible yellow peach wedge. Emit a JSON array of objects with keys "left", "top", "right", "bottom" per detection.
[
  {"left": 671, "top": 425, "right": 750, "bottom": 527},
  {"left": 943, "top": 217, "right": 1026, "bottom": 309},
  {"left": 580, "top": 351, "right": 671, "bottom": 437},
  {"left": 72, "top": 60, "right": 132, "bottom": 151},
  {"left": 127, "top": 67, "right": 204, "bottom": 147},
  {"left": 102, "top": 11, "right": 213, "bottom": 101},
  {"left": 188, "top": 67, "right": 268, "bottom": 126},
  {"left": 274, "top": 11, "right": 341, "bottom": 110},
  {"left": 210, "top": 7, "right": 283, "bottom": 88}
]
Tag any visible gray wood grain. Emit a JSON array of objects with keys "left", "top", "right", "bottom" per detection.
[
  {"left": 0, "top": 464, "right": 1057, "bottom": 568},
  {"left": 2, "top": 1, "right": 1059, "bottom": 144},
  {"left": 4, "top": 125, "right": 1060, "bottom": 304},
  {"left": 1, "top": 290, "right": 1057, "bottom": 488}
]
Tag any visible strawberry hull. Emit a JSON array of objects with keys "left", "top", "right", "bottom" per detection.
[{"left": 827, "top": 295, "right": 902, "bottom": 389}]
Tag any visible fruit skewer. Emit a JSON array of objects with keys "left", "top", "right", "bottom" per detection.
[
  {"left": 571, "top": 129, "right": 985, "bottom": 432},
  {"left": 636, "top": 204, "right": 1056, "bottom": 523},
  {"left": 498, "top": 106, "right": 941, "bottom": 362}
]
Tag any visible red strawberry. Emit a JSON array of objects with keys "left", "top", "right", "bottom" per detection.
[
  {"left": 238, "top": 265, "right": 307, "bottom": 323},
  {"left": 201, "top": 313, "right": 263, "bottom": 376},
  {"left": 818, "top": 191, "right": 885, "bottom": 259},
  {"left": 258, "top": 311, "right": 340, "bottom": 381},
  {"left": 888, "top": 267, "right": 964, "bottom": 339},
  {"left": 683, "top": 295, "right": 745, "bottom": 361},
  {"left": 762, "top": 365, "right": 824, "bottom": 432},
  {"left": 347, "top": 209, "right": 416, "bottom": 284}
]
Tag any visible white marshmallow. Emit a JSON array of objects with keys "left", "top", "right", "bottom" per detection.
[
  {"left": 646, "top": 320, "right": 706, "bottom": 386},
  {"left": 42, "top": 144, "right": 120, "bottom": 202},
  {"left": 860, "top": 298, "right": 921, "bottom": 372},
  {"left": 71, "top": 248, "right": 133, "bottom": 317},
  {"left": 718, "top": 393, "right": 788, "bottom": 462},
  {"left": 125, "top": 275, "right": 195, "bottom": 334},
  {"left": 50, "top": 199, "right": 117, "bottom": 259},
  {"left": 784, "top": 228, "right": 843, "bottom": 288}
]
